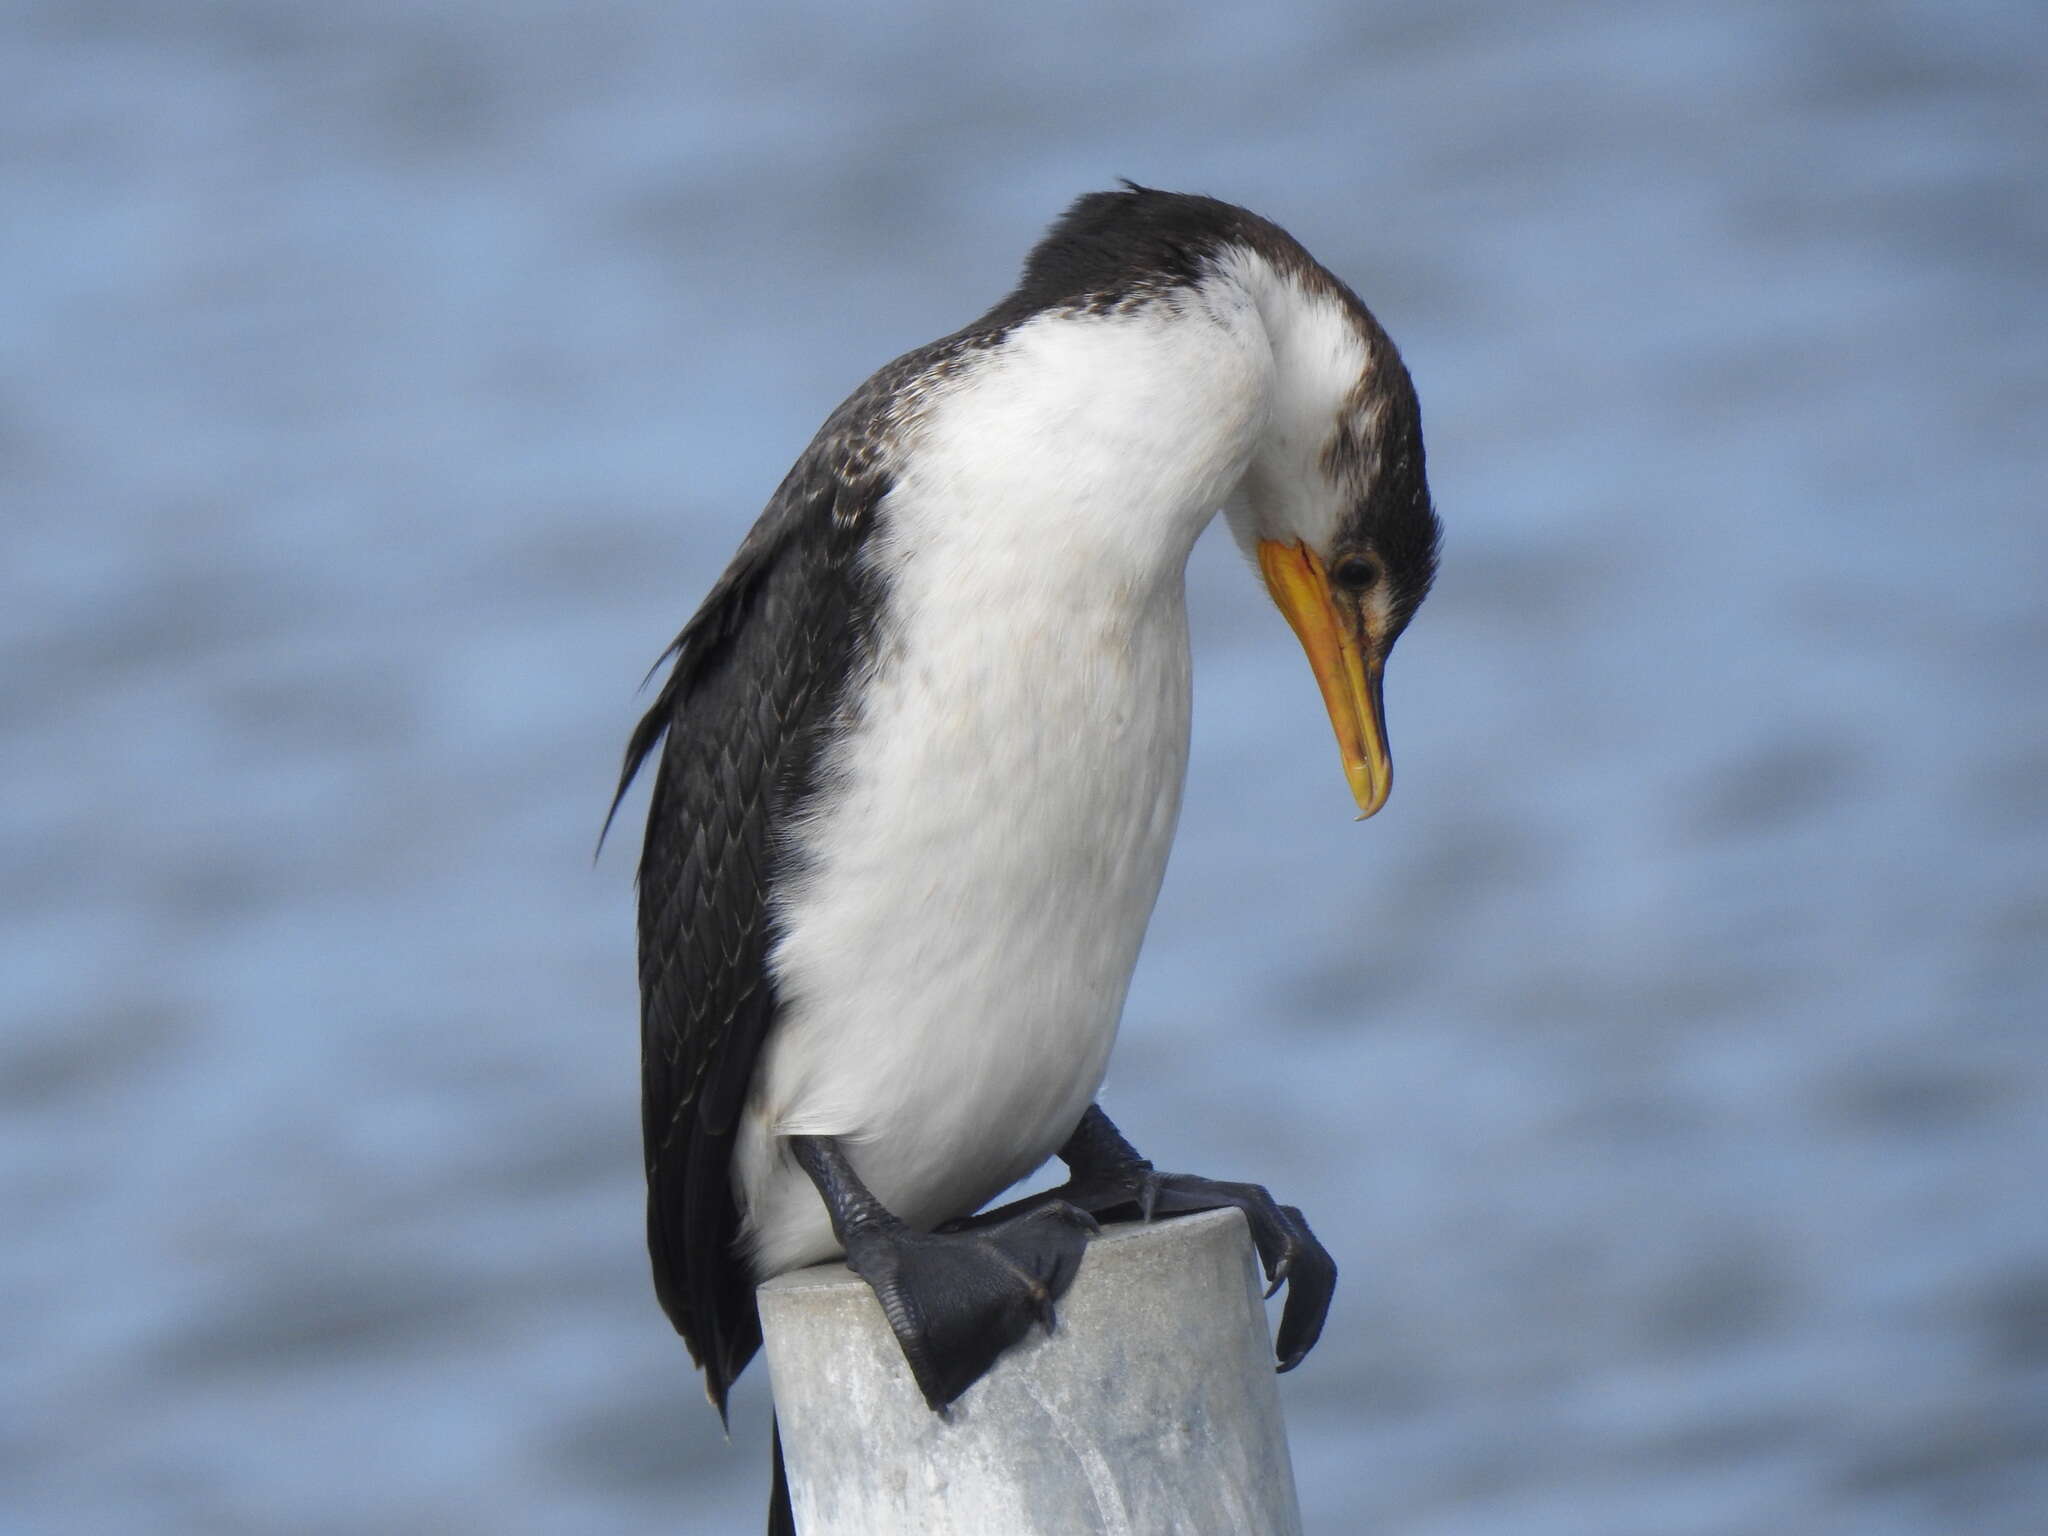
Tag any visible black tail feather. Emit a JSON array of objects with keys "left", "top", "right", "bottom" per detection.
[{"left": 767, "top": 1415, "right": 794, "bottom": 1536}]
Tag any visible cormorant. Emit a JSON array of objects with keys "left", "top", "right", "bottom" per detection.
[{"left": 609, "top": 184, "right": 1440, "bottom": 1529}]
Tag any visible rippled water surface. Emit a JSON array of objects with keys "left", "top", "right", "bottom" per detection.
[{"left": 6, "top": 3, "right": 2044, "bottom": 1531}]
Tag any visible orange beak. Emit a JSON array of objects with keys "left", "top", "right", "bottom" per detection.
[{"left": 1256, "top": 540, "right": 1393, "bottom": 819}]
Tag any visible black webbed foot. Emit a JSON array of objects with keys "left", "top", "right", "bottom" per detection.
[
  {"left": 844, "top": 1201, "right": 1098, "bottom": 1410},
  {"left": 1112, "top": 1172, "right": 1334, "bottom": 1369},
  {"left": 971, "top": 1105, "right": 1338, "bottom": 1371},
  {"left": 789, "top": 1134, "right": 1098, "bottom": 1411}
]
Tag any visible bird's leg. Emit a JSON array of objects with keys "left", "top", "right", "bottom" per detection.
[
  {"left": 957, "top": 1104, "right": 1337, "bottom": 1371},
  {"left": 787, "top": 1134, "right": 1099, "bottom": 1411}
]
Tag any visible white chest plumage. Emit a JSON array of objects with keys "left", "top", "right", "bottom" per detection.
[{"left": 732, "top": 294, "right": 1277, "bottom": 1277}]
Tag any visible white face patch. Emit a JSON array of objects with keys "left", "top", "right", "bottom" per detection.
[
  {"left": 1210, "top": 247, "right": 1377, "bottom": 562},
  {"left": 1363, "top": 583, "right": 1397, "bottom": 650}
]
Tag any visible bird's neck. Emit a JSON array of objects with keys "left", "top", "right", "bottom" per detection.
[
  {"left": 881, "top": 249, "right": 1365, "bottom": 617},
  {"left": 1213, "top": 246, "right": 1377, "bottom": 562},
  {"left": 881, "top": 307, "right": 1249, "bottom": 620}
]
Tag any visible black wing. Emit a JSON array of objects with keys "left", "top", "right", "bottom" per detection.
[{"left": 610, "top": 439, "right": 889, "bottom": 1420}]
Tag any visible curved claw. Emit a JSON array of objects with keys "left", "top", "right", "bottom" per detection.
[
  {"left": 1267, "top": 1205, "right": 1336, "bottom": 1370},
  {"left": 1136, "top": 1171, "right": 1163, "bottom": 1224},
  {"left": 1134, "top": 1176, "right": 1338, "bottom": 1370},
  {"left": 1264, "top": 1245, "right": 1295, "bottom": 1297}
]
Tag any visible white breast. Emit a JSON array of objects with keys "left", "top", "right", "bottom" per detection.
[{"left": 734, "top": 293, "right": 1275, "bottom": 1278}]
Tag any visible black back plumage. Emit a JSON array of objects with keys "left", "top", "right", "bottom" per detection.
[{"left": 609, "top": 413, "right": 892, "bottom": 1416}]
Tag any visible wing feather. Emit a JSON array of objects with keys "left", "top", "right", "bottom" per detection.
[{"left": 615, "top": 442, "right": 888, "bottom": 1418}]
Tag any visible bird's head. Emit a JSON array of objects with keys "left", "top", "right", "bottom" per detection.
[
  {"left": 981, "top": 183, "right": 1441, "bottom": 818},
  {"left": 1223, "top": 283, "right": 1441, "bottom": 819}
]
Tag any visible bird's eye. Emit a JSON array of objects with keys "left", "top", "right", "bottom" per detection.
[{"left": 1331, "top": 555, "right": 1381, "bottom": 592}]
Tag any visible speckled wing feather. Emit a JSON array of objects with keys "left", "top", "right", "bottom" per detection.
[{"left": 608, "top": 391, "right": 905, "bottom": 1417}]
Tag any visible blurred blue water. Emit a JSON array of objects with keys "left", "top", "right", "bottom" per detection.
[{"left": 5, "top": 2, "right": 2044, "bottom": 1532}]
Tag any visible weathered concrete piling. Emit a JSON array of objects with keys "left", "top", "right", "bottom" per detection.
[{"left": 759, "top": 1206, "right": 1304, "bottom": 1535}]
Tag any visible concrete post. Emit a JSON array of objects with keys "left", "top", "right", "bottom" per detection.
[{"left": 757, "top": 1207, "right": 1304, "bottom": 1535}]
